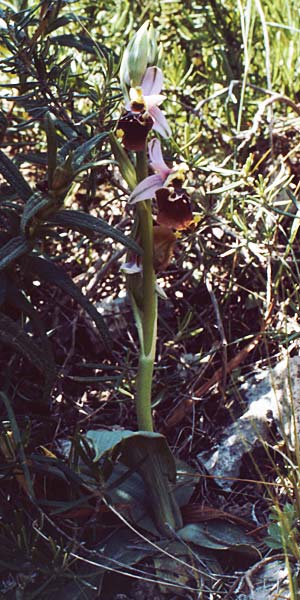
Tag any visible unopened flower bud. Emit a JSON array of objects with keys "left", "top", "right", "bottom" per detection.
[
  {"left": 51, "top": 155, "right": 73, "bottom": 195},
  {"left": 120, "top": 22, "right": 158, "bottom": 96}
]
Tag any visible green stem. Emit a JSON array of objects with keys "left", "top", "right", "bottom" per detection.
[
  {"left": 134, "top": 149, "right": 157, "bottom": 432},
  {"left": 136, "top": 355, "right": 155, "bottom": 431},
  {"left": 136, "top": 149, "right": 148, "bottom": 182}
]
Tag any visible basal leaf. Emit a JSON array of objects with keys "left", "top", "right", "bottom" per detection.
[
  {"left": 48, "top": 209, "right": 141, "bottom": 254},
  {"left": 174, "top": 458, "right": 197, "bottom": 508},
  {"left": 86, "top": 429, "right": 138, "bottom": 461},
  {"left": 86, "top": 429, "right": 182, "bottom": 536},
  {"left": 178, "top": 523, "right": 229, "bottom": 550},
  {"left": 100, "top": 526, "right": 155, "bottom": 571},
  {"left": 0, "top": 391, "right": 35, "bottom": 499},
  {"left": 0, "top": 237, "right": 30, "bottom": 271},
  {"left": 154, "top": 541, "right": 196, "bottom": 596},
  {"left": 105, "top": 462, "right": 159, "bottom": 535},
  {"left": 178, "top": 521, "right": 261, "bottom": 559},
  {"left": 26, "top": 254, "right": 111, "bottom": 350}
]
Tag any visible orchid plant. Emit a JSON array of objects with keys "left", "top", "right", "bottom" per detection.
[{"left": 116, "top": 22, "right": 193, "bottom": 434}]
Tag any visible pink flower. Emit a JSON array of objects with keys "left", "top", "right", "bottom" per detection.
[
  {"left": 129, "top": 139, "right": 194, "bottom": 231},
  {"left": 117, "top": 67, "right": 171, "bottom": 151},
  {"left": 129, "top": 138, "right": 182, "bottom": 203},
  {"left": 126, "top": 67, "right": 171, "bottom": 138}
]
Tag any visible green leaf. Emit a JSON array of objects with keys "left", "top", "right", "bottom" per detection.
[
  {"left": 44, "top": 112, "right": 58, "bottom": 189},
  {"left": 178, "top": 521, "right": 261, "bottom": 559},
  {"left": 86, "top": 429, "right": 182, "bottom": 536},
  {"left": 105, "top": 462, "right": 159, "bottom": 535},
  {"left": 100, "top": 527, "right": 155, "bottom": 571},
  {"left": 109, "top": 133, "right": 137, "bottom": 190},
  {"left": 14, "top": 152, "right": 48, "bottom": 167},
  {"left": 0, "top": 313, "right": 55, "bottom": 398},
  {"left": 174, "top": 458, "right": 197, "bottom": 508},
  {"left": 0, "top": 150, "right": 32, "bottom": 201},
  {"left": 86, "top": 429, "right": 139, "bottom": 461},
  {"left": 74, "top": 159, "right": 115, "bottom": 176},
  {"left": 50, "top": 33, "right": 101, "bottom": 55},
  {"left": 0, "top": 237, "right": 30, "bottom": 271},
  {"left": 178, "top": 523, "right": 229, "bottom": 550},
  {"left": 21, "top": 192, "right": 52, "bottom": 234},
  {"left": 72, "top": 133, "right": 108, "bottom": 168},
  {"left": 26, "top": 254, "right": 111, "bottom": 351},
  {"left": 48, "top": 209, "right": 141, "bottom": 254},
  {"left": 46, "top": 13, "right": 83, "bottom": 35}
]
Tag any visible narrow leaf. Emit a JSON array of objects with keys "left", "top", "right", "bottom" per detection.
[
  {"left": 48, "top": 210, "right": 142, "bottom": 254},
  {"left": 50, "top": 33, "right": 99, "bottom": 54},
  {"left": 26, "top": 255, "right": 111, "bottom": 350},
  {"left": 21, "top": 192, "right": 52, "bottom": 234},
  {"left": 0, "top": 237, "right": 29, "bottom": 271},
  {"left": 47, "top": 14, "right": 83, "bottom": 34},
  {"left": 44, "top": 112, "right": 57, "bottom": 189},
  {"left": 0, "top": 150, "right": 32, "bottom": 201},
  {"left": 0, "top": 392, "right": 35, "bottom": 499},
  {"left": 72, "top": 133, "right": 108, "bottom": 168},
  {"left": 109, "top": 133, "right": 137, "bottom": 190}
]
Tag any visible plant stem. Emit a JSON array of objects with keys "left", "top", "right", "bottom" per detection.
[
  {"left": 136, "top": 354, "right": 155, "bottom": 431},
  {"left": 134, "top": 148, "right": 157, "bottom": 432}
]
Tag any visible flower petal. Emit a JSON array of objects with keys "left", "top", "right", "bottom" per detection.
[
  {"left": 148, "top": 138, "right": 171, "bottom": 178},
  {"left": 150, "top": 105, "right": 172, "bottom": 138},
  {"left": 144, "top": 93, "right": 165, "bottom": 109},
  {"left": 141, "top": 66, "right": 163, "bottom": 95},
  {"left": 121, "top": 260, "right": 142, "bottom": 274},
  {"left": 129, "top": 174, "right": 164, "bottom": 203}
]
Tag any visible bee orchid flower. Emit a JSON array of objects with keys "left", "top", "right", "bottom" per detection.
[
  {"left": 129, "top": 138, "right": 194, "bottom": 230},
  {"left": 117, "top": 67, "right": 171, "bottom": 151}
]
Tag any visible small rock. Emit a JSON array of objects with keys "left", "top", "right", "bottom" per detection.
[{"left": 197, "top": 355, "right": 300, "bottom": 490}]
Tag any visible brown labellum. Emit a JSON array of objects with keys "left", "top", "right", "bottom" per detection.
[
  {"left": 117, "top": 110, "right": 154, "bottom": 151},
  {"left": 156, "top": 187, "right": 194, "bottom": 230}
]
